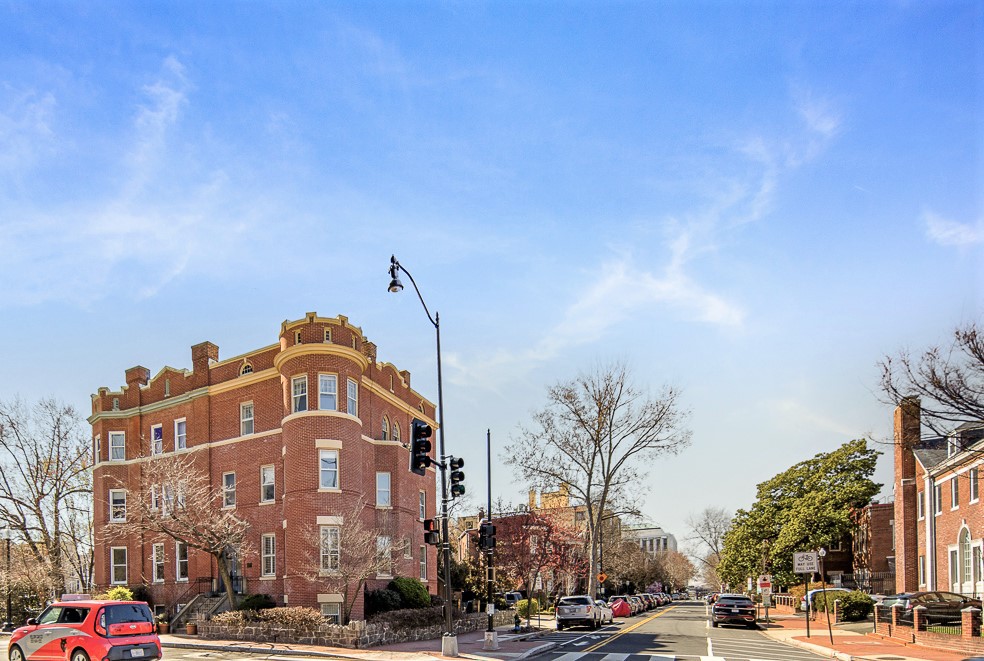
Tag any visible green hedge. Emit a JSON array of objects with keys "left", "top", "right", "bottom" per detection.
[
  {"left": 517, "top": 598, "right": 539, "bottom": 619},
  {"left": 388, "top": 577, "right": 431, "bottom": 609},
  {"left": 813, "top": 590, "right": 873, "bottom": 621}
]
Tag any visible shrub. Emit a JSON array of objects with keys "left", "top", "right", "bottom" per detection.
[
  {"left": 237, "top": 594, "right": 277, "bottom": 611},
  {"left": 95, "top": 586, "right": 134, "bottom": 601},
  {"left": 388, "top": 577, "right": 431, "bottom": 610},
  {"left": 258, "top": 607, "right": 325, "bottom": 630},
  {"left": 365, "top": 589, "right": 403, "bottom": 617},
  {"left": 369, "top": 605, "right": 445, "bottom": 626},
  {"left": 211, "top": 610, "right": 250, "bottom": 627},
  {"left": 516, "top": 598, "right": 539, "bottom": 619},
  {"left": 838, "top": 591, "right": 874, "bottom": 621}
]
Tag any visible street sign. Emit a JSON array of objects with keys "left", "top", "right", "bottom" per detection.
[
  {"left": 597, "top": 572, "right": 608, "bottom": 583},
  {"left": 793, "top": 552, "right": 819, "bottom": 573}
]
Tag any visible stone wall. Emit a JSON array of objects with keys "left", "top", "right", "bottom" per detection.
[{"left": 200, "top": 609, "right": 516, "bottom": 649}]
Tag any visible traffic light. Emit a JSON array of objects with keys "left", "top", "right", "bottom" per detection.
[
  {"left": 449, "top": 456, "right": 465, "bottom": 497},
  {"left": 409, "top": 419, "right": 433, "bottom": 476},
  {"left": 479, "top": 521, "right": 496, "bottom": 550},
  {"left": 423, "top": 518, "right": 440, "bottom": 545}
]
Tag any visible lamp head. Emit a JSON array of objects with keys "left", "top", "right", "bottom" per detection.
[
  {"left": 388, "top": 255, "right": 404, "bottom": 293},
  {"left": 818, "top": 547, "right": 827, "bottom": 557}
]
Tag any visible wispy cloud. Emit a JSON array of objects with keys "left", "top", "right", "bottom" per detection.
[
  {"left": 769, "top": 397, "right": 861, "bottom": 439},
  {"left": 0, "top": 85, "right": 56, "bottom": 176},
  {"left": 923, "top": 210, "right": 984, "bottom": 247}
]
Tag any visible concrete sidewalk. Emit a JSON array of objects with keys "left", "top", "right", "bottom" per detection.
[{"left": 758, "top": 613, "right": 969, "bottom": 661}]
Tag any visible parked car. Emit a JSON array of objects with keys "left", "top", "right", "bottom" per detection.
[
  {"left": 609, "top": 597, "right": 632, "bottom": 618},
  {"left": 628, "top": 596, "right": 645, "bottom": 614},
  {"left": 8, "top": 600, "right": 161, "bottom": 661},
  {"left": 801, "top": 587, "right": 850, "bottom": 612},
  {"left": 889, "top": 591, "right": 983, "bottom": 625},
  {"left": 594, "top": 600, "right": 614, "bottom": 624},
  {"left": 556, "top": 595, "right": 601, "bottom": 630},
  {"left": 710, "top": 593, "right": 757, "bottom": 629},
  {"left": 501, "top": 592, "right": 523, "bottom": 609}
]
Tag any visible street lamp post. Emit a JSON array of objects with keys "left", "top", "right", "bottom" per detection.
[
  {"left": 818, "top": 547, "right": 833, "bottom": 645},
  {"left": 388, "top": 255, "right": 458, "bottom": 657},
  {"left": 1, "top": 526, "right": 12, "bottom": 632}
]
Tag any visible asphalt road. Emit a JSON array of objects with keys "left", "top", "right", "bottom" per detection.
[{"left": 535, "top": 602, "right": 830, "bottom": 661}]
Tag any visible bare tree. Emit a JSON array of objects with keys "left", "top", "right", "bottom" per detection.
[
  {"left": 0, "top": 398, "right": 92, "bottom": 596},
  {"left": 300, "top": 498, "right": 407, "bottom": 624},
  {"left": 655, "top": 550, "right": 696, "bottom": 592},
  {"left": 685, "top": 507, "right": 731, "bottom": 585},
  {"left": 107, "top": 452, "right": 249, "bottom": 606},
  {"left": 505, "top": 362, "right": 691, "bottom": 597},
  {"left": 880, "top": 322, "right": 984, "bottom": 435}
]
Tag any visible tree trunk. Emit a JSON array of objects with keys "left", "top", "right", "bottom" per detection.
[{"left": 215, "top": 553, "right": 236, "bottom": 609}]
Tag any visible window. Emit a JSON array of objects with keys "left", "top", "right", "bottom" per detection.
[
  {"left": 151, "top": 424, "right": 163, "bottom": 455},
  {"left": 176, "top": 481, "right": 187, "bottom": 510},
  {"left": 377, "top": 536, "right": 393, "bottom": 576},
  {"left": 319, "top": 374, "right": 337, "bottom": 411},
  {"left": 381, "top": 416, "right": 389, "bottom": 440},
  {"left": 324, "top": 328, "right": 332, "bottom": 343},
  {"left": 152, "top": 543, "right": 164, "bottom": 583},
  {"left": 419, "top": 491, "right": 427, "bottom": 520},
  {"left": 376, "top": 472, "right": 391, "bottom": 507},
  {"left": 261, "top": 534, "right": 276, "bottom": 577},
  {"left": 111, "top": 547, "right": 127, "bottom": 585},
  {"left": 419, "top": 545, "right": 427, "bottom": 580},
  {"left": 241, "top": 403, "right": 254, "bottom": 436},
  {"left": 972, "top": 468, "right": 980, "bottom": 502},
  {"left": 392, "top": 422, "right": 400, "bottom": 444},
  {"left": 240, "top": 363, "right": 253, "bottom": 376},
  {"left": 347, "top": 378, "right": 358, "bottom": 416},
  {"left": 109, "top": 489, "right": 126, "bottom": 522},
  {"left": 175, "top": 419, "right": 187, "bottom": 450},
  {"left": 165, "top": 379, "right": 171, "bottom": 397},
  {"left": 952, "top": 478, "right": 960, "bottom": 509},
  {"left": 162, "top": 485, "right": 174, "bottom": 514},
  {"left": 890, "top": 520, "right": 895, "bottom": 550},
  {"left": 950, "top": 549, "right": 959, "bottom": 586},
  {"left": 109, "top": 432, "right": 125, "bottom": 461},
  {"left": 320, "top": 603, "right": 340, "bottom": 624},
  {"left": 295, "top": 330, "right": 302, "bottom": 344},
  {"left": 223, "top": 472, "right": 236, "bottom": 507},
  {"left": 961, "top": 529, "right": 972, "bottom": 585},
  {"left": 935, "top": 484, "right": 943, "bottom": 515},
  {"left": 112, "top": 397, "right": 119, "bottom": 411},
  {"left": 975, "top": 547, "right": 982, "bottom": 585},
  {"left": 176, "top": 541, "right": 189, "bottom": 581},
  {"left": 292, "top": 375, "right": 308, "bottom": 413},
  {"left": 919, "top": 555, "right": 926, "bottom": 585},
  {"left": 150, "top": 485, "right": 159, "bottom": 511},
  {"left": 320, "top": 527, "right": 340, "bottom": 571},
  {"left": 94, "top": 435, "right": 101, "bottom": 465},
  {"left": 260, "top": 465, "right": 275, "bottom": 502},
  {"left": 918, "top": 491, "right": 925, "bottom": 519},
  {"left": 320, "top": 450, "right": 338, "bottom": 489}
]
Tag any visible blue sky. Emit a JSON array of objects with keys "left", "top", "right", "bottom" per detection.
[{"left": 1, "top": 1, "right": 981, "bottom": 548}]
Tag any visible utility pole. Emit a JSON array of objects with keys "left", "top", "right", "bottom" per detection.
[{"left": 483, "top": 429, "right": 498, "bottom": 651}]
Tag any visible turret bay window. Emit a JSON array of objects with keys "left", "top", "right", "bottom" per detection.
[
  {"left": 376, "top": 472, "right": 391, "bottom": 507},
  {"left": 151, "top": 424, "right": 163, "bottom": 455},
  {"left": 320, "top": 527, "right": 340, "bottom": 572},
  {"left": 347, "top": 378, "right": 358, "bottom": 415},
  {"left": 109, "top": 489, "right": 127, "bottom": 522},
  {"left": 319, "top": 374, "right": 337, "bottom": 411},
  {"left": 292, "top": 376, "right": 308, "bottom": 413},
  {"left": 109, "top": 432, "right": 125, "bottom": 461},
  {"left": 175, "top": 419, "right": 187, "bottom": 450},
  {"left": 381, "top": 416, "right": 389, "bottom": 440},
  {"left": 320, "top": 450, "right": 339, "bottom": 489},
  {"left": 392, "top": 421, "right": 401, "bottom": 444}
]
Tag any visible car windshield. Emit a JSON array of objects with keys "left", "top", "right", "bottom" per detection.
[
  {"left": 99, "top": 603, "right": 154, "bottom": 629},
  {"left": 559, "top": 597, "right": 592, "bottom": 606}
]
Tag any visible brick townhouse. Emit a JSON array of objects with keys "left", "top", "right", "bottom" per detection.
[
  {"left": 90, "top": 312, "right": 438, "bottom": 621},
  {"left": 893, "top": 397, "right": 984, "bottom": 595}
]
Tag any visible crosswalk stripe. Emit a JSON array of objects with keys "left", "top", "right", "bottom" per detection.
[
  {"left": 646, "top": 655, "right": 676, "bottom": 661},
  {"left": 599, "top": 654, "right": 629, "bottom": 661},
  {"left": 553, "top": 653, "right": 589, "bottom": 661}
]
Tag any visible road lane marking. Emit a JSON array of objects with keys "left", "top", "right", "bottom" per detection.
[
  {"left": 582, "top": 606, "right": 679, "bottom": 653},
  {"left": 553, "top": 653, "right": 587, "bottom": 661},
  {"left": 598, "top": 654, "right": 629, "bottom": 661}
]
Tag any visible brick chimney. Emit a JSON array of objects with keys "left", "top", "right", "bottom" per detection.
[{"left": 894, "top": 396, "right": 921, "bottom": 592}]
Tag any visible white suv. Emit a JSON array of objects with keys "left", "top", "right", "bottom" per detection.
[{"left": 556, "top": 595, "right": 600, "bottom": 630}]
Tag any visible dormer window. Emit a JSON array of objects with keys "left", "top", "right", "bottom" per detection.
[
  {"left": 240, "top": 362, "right": 253, "bottom": 376},
  {"left": 948, "top": 437, "right": 963, "bottom": 458},
  {"left": 324, "top": 328, "right": 332, "bottom": 343},
  {"left": 295, "top": 330, "right": 302, "bottom": 345},
  {"left": 112, "top": 398, "right": 120, "bottom": 411}
]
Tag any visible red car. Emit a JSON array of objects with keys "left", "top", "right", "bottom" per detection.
[{"left": 7, "top": 600, "right": 161, "bottom": 661}]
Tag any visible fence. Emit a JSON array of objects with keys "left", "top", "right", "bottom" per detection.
[{"left": 873, "top": 604, "right": 984, "bottom": 656}]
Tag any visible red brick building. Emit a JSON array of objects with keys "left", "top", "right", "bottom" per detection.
[
  {"left": 893, "top": 397, "right": 984, "bottom": 595},
  {"left": 90, "top": 312, "right": 438, "bottom": 621},
  {"left": 853, "top": 501, "right": 895, "bottom": 594}
]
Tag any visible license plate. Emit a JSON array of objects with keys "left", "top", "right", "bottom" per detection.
[
  {"left": 131, "top": 649, "right": 145, "bottom": 658},
  {"left": 732, "top": 609, "right": 739, "bottom": 613}
]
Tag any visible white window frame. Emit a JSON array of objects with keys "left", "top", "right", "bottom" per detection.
[
  {"left": 152, "top": 543, "right": 165, "bottom": 583},
  {"left": 261, "top": 534, "right": 276, "bottom": 577},
  {"left": 150, "top": 424, "right": 163, "bottom": 455},
  {"left": 347, "top": 378, "right": 358, "bottom": 416},
  {"left": 935, "top": 484, "right": 943, "bottom": 515},
  {"left": 376, "top": 472, "right": 391, "bottom": 508},
  {"left": 376, "top": 535, "right": 393, "bottom": 577},
  {"left": 110, "top": 547, "right": 127, "bottom": 585},
  {"left": 324, "top": 328, "right": 332, "bottom": 343},
  {"left": 917, "top": 490, "right": 925, "bottom": 519},
  {"left": 241, "top": 402, "right": 254, "bottom": 436},
  {"left": 109, "top": 489, "right": 127, "bottom": 522},
  {"left": 94, "top": 435, "right": 101, "bottom": 465},
  {"left": 320, "top": 526, "right": 340, "bottom": 572},
  {"left": 381, "top": 416, "right": 389, "bottom": 440},
  {"left": 919, "top": 554, "right": 926, "bottom": 586},
  {"left": 972, "top": 467, "right": 981, "bottom": 503},
  {"left": 175, "top": 418, "right": 187, "bottom": 451},
  {"left": 320, "top": 602, "right": 340, "bottom": 624},
  {"left": 319, "top": 450, "right": 339, "bottom": 490},
  {"left": 176, "top": 541, "right": 189, "bottom": 581},
  {"left": 419, "top": 545, "right": 427, "bottom": 580},
  {"left": 109, "top": 431, "right": 125, "bottom": 461},
  {"left": 150, "top": 485, "right": 160, "bottom": 511},
  {"left": 393, "top": 421, "right": 401, "bottom": 444},
  {"left": 292, "top": 375, "right": 308, "bottom": 413},
  {"left": 223, "top": 472, "right": 237, "bottom": 508},
  {"left": 319, "top": 374, "right": 337, "bottom": 411},
  {"left": 260, "top": 465, "right": 275, "bottom": 503},
  {"left": 419, "top": 491, "right": 426, "bottom": 520},
  {"left": 952, "top": 478, "right": 960, "bottom": 510}
]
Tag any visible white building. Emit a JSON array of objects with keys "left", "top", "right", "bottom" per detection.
[{"left": 623, "top": 525, "right": 677, "bottom": 554}]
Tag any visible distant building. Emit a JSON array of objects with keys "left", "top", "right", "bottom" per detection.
[
  {"left": 622, "top": 525, "right": 677, "bottom": 554},
  {"left": 852, "top": 501, "right": 895, "bottom": 594},
  {"left": 90, "top": 312, "right": 439, "bottom": 622}
]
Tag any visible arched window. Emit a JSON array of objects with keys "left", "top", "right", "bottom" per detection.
[
  {"left": 961, "top": 528, "right": 972, "bottom": 585},
  {"left": 240, "top": 362, "right": 253, "bottom": 376},
  {"left": 381, "top": 417, "right": 389, "bottom": 441},
  {"left": 393, "top": 422, "right": 401, "bottom": 444}
]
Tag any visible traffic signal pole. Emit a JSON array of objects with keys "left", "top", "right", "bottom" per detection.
[{"left": 483, "top": 429, "right": 498, "bottom": 651}]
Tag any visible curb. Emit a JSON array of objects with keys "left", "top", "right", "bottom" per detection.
[
  {"left": 161, "top": 641, "right": 356, "bottom": 659},
  {"left": 776, "top": 636, "right": 854, "bottom": 661},
  {"left": 514, "top": 642, "right": 559, "bottom": 660}
]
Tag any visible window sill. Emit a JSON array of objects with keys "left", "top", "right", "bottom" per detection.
[
  {"left": 177, "top": 579, "right": 189, "bottom": 583},
  {"left": 952, "top": 506, "right": 960, "bottom": 511},
  {"left": 222, "top": 505, "right": 236, "bottom": 510},
  {"left": 375, "top": 505, "right": 393, "bottom": 510},
  {"left": 971, "top": 498, "right": 980, "bottom": 504},
  {"left": 318, "top": 488, "right": 341, "bottom": 493},
  {"left": 259, "top": 576, "right": 275, "bottom": 581},
  {"left": 259, "top": 500, "right": 275, "bottom": 506}
]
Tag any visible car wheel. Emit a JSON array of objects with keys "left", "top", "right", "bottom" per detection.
[
  {"left": 594, "top": 618, "right": 600, "bottom": 630},
  {"left": 557, "top": 622, "right": 564, "bottom": 630},
  {"left": 71, "top": 650, "right": 90, "bottom": 661},
  {"left": 9, "top": 645, "right": 25, "bottom": 661},
  {"left": 711, "top": 620, "right": 718, "bottom": 628},
  {"left": 747, "top": 623, "right": 757, "bottom": 629}
]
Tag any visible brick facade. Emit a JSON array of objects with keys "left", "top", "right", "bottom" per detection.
[
  {"left": 893, "top": 397, "right": 984, "bottom": 596},
  {"left": 90, "top": 312, "right": 439, "bottom": 621}
]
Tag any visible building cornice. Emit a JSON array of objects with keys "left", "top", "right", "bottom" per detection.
[
  {"left": 361, "top": 379, "right": 437, "bottom": 427},
  {"left": 87, "top": 387, "right": 210, "bottom": 424},
  {"left": 208, "top": 367, "right": 279, "bottom": 395},
  {"left": 274, "top": 342, "right": 369, "bottom": 372}
]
